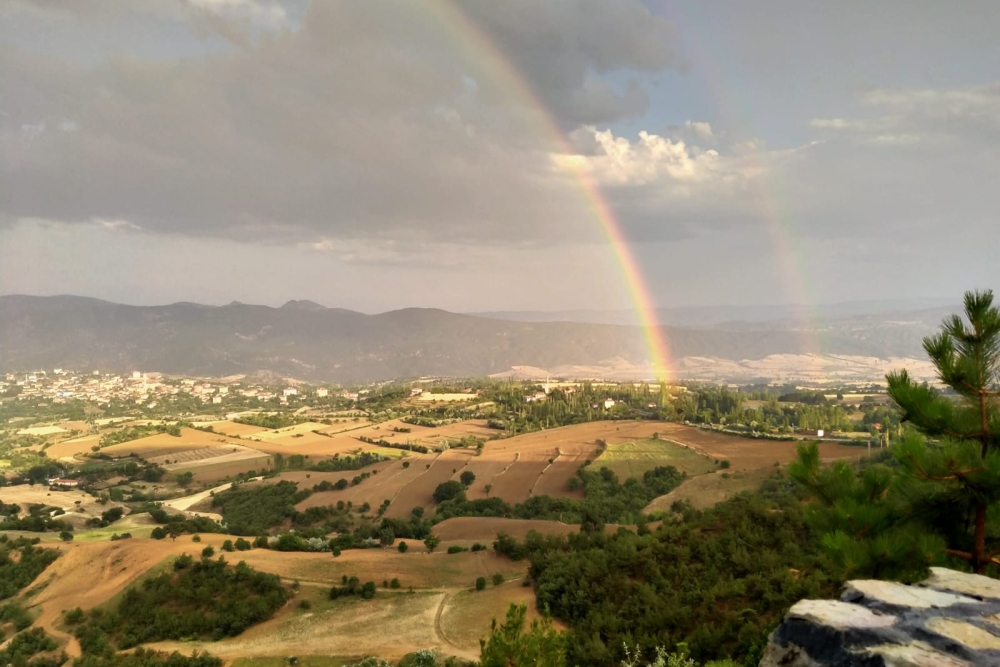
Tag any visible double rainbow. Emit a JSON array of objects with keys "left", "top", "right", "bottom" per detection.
[{"left": 423, "top": 0, "right": 673, "bottom": 380}]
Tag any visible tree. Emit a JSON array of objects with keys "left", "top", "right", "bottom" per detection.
[
  {"left": 887, "top": 290, "right": 1000, "bottom": 574},
  {"left": 379, "top": 528, "right": 395, "bottom": 548},
  {"left": 475, "top": 577, "right": 487, "bottom": 591},
  {"left": 59, "top": 530, "right": 74, "bottom": 542},
  {"left": 201, "top": 545, "right": 215, "bottom": 558},
  {"left": 460, "top": 471, "right": 476, "bottom": 486},
  {"left": 433, "top": 481, "right": 465, "bottom": 504},
  {"left": 792, "top": 290, "right": 1000, "bottom": 577},
  {"left": 398, "top": 541, "right": 408, "bottom": 553},
  {"left": 479, "top": 603, "right": 564, "bottom": 667},
  {"left": 491, "top": 572, "right": 505, "bottom": 587},
  {"left": 423, "top": 535, "right": 440, "bottom": 553}
]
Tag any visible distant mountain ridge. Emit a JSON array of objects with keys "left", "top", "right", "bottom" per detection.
[
  {"left": 472, "top": 298, "right": 958, "bottom": 327},
  {"left": 0, "top": 295, "right": 944, "bottom": 382}
]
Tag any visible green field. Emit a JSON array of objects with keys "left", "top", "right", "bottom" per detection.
[{"left": 596, "top": 438, "right": 719, "bottom": 479}]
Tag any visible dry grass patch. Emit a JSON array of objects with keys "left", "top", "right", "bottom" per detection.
[
  {"left": 439, "top": 584, "right": 543, "bottom": 650},
  {"left": 148, "top": 591, "right": 468, "bottom": 663},
  {"left": 645, "top": 467, "right": 781, "bottom": 512}
]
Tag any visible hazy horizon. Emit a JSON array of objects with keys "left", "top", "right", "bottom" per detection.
[{"left": 2, "top": 1, "right": 998, "bottom": 312}]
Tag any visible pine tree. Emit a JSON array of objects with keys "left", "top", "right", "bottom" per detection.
[
  {"left": 791, "top": 289, "right": 1000, "bottom": 578},
  {"left": 887, "top": 289, "right": 1000, "bottom": 573}
]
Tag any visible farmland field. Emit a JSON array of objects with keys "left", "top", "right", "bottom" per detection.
[
  {"left": 645, "top": 467, "right": 782, "bottom": 511},
  {"left": 432, "top": 517, "right": 580, "bottom": 543},
  {"left": 99, "top": 428, "right": 248, "bottom": 459},
  {"left": 595, "top": 438, "right": 719, "bottom": 479},
  {"left": 45, "top": 435, "right": 100, "bottom": 459},
  {"left": 439, "top": 584, "right": 547, "bottom": 650},
  {"left": 206, "top": 421, "right": 270, "bottom": 438},
  {"left": 656, "top": 423, "right": 864, "bottom": 470},
  {"left": 0, "top": 483, "right": 129, "bottom": 530}
]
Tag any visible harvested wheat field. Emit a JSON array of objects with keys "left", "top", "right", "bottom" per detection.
[
  {"left": 297, "top": 455, "right": 436, "bottom": 511},
  {"left": 485, "top": 421, "right": 664, "bottom": 454},
  {"left": 461, "top": 457, "right": 517, "bottom": 500},
  {"left": 45, "top": 436, "right": 100, "bottom": 460},
  {"left": 530, "top": 448, "right": 592, "bottom": 498},
  {"left": 384, "top": 449, "right": 476, "bottom": 519},
  {"left": 486, "top": 455, "right": 551, "bottom": 505},
  {"left": 147, "top": 444, "right": 267, "bottom": 469},
  {"left": 208, "top": 421, "right": 270, "bottom": 438},
  {"left": 100, "top": 428, "right": 248, "bottom": 459},
  {"left": 177, "top": 458, "right": 273, "bottom": 483},
  {"left": 655, "top": 424, "right": 864, "bottom": 470},
  {"left": 432, "top": 517, "right": 580, "bottom": 543}
]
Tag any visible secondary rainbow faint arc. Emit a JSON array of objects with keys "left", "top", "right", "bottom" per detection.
[{"left": 424, "top": 0, "right": 673, "bottom": 381}]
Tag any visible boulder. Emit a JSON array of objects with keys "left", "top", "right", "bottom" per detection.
[{"left": 760, "top": 568, "right": 1000, "bottom": 666}]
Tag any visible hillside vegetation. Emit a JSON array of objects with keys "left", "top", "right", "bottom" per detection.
[{"left": 69, "top": 554, "right": 290, "bottom": 651}]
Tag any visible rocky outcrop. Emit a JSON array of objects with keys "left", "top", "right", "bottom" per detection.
[{"left": 760, "top": 568, "right": 1000, "bottom": 666}]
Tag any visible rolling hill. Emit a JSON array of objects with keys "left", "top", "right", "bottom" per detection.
[{"left": 0, "top": 295, "right": 942, "bottom": 382}]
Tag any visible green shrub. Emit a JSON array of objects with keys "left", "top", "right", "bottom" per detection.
[
  {"left": 491, "top": 573, "right": 504, "bottom": 587},
  {"left": 397, "top": 541, "right": 408, "bottom": 553},
  {"left": 475, "top": 577, "right": 486, "bottom": 591}
]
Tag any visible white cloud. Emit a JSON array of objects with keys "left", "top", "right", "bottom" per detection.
[
  {"left": 555, "top": 128, "right": 719, "bottom": 186},
  {"left": 185, "top": 0, "right": 287, "bottom": 30},
  {"left": 808, "top": 118, "right": 871, "bottom": 130},
  {"left": 683, "top": 120, "right": 714, "bottom": 142}
]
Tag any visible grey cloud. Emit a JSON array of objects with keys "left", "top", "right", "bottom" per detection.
[{"left": 0, "top": 0, "right": 678, "bottom": 246}]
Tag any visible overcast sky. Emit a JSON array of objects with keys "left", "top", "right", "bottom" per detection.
[{"left": 1, "top": 0, "right": 998, "bottom": 313}]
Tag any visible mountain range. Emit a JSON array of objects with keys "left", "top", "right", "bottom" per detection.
[{"left": 0, "top": 295, "right": 951, "bottom": 383}]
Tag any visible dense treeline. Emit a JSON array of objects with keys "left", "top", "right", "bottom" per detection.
[
  {"left": 310, "top": 451, "right": 390, "bottom": 473},
  {"left": 140, "top": 505, "right": 226, "bottom": 539},
  {"left": 99, "top": 423, "right": 183, "bottom": 448},
  {"left": 357, "top": 436, "right": 429, "bottom": 454},
  {"left": 433, "top": 465, "right": 686, "bottom": 526},
  {"left": 210, "top": 481, "right": 311, "bottom": 535},
  {"left": 233, "top": 414, "right": 305, "bottom": 429},
  {"left": 0, "top": 535, "right": 61, "bottom": 599},
  {"left": 496, "top": 479, "right": 839, "bottom": 666},
  {"left": 69, "top": 555, "right": 290, "bottom": 650},
  {"left": 74, "top": 649, "right": 221, "bottom": 667},
  {"left": 0, "top": 627, "right": 63, "bottom": 667}
]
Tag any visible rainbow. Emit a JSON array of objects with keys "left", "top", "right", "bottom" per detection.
[
  {"left": 421, "top": 1, "right": 673, "bottom": 381},
  {"left": 666, "top": 7, "right": 822, "bottom": 358}
]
